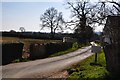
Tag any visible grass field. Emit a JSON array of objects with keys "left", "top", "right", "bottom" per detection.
[
  {"left": 67, "top": 51, "right": 110, "bottom": 80},
  {"left": 1, "top": 37, "right": 62, "bottom": 44}
]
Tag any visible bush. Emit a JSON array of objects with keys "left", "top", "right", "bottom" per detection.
[
  {"left": 29, "top": 42, "right": 73, "bottom": 59},
  {"left": 2, "top": 43, "right": 24, "bottom": 65},
  {"left": 72, "top": 42, "right": 79, "bottom": 49}
]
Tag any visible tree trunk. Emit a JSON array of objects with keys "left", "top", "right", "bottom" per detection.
[{"left": 50, "top": 21, "right": 54, "bottom": 38}]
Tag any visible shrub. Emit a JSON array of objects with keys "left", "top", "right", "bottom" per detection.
[
  {"left": 72, "top": 42, "right": 79, "bottom": 49},
  {"left": 2, "top": 43, "right": 24, "bottom": 65}
]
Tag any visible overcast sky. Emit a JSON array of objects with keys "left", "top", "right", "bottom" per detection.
[{"left": 1, "top": 0, "right": 106, "bottom": 33}]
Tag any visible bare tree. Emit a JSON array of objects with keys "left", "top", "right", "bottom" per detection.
[
  {"left": 66, "top": 0, "right": 95, "bottom": 40},
  {"left": 53, "top": 12, "right": 64, "bottom": 34},
  {"left": 19, "top": 27, "right": 25, "bottom": 32},
  {"left": 95, "top": 0, "right": 120, "bottom": 25},
  {"left": 97, "top": 0, "right": 120, "bottom": 41},
  {"left": 40, "top": 7, "right": 64, "bottom": 37},
  {"left": 108, "top": 0, "right": 120, "bottom": 13}
]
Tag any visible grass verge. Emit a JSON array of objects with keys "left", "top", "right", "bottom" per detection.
[
  {"left": 12, "top": 58, "right": 30, "bottom": 63},
  {"left": 49, "top": 42, "right": 91, "bottom": 57},
  {"left": 49, "top": 47, "right": 78, "bottom": 57},
  {"left": 67, "top": 51, "right": 110, "bottom": 80}
]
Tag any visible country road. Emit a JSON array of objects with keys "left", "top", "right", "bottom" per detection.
[{"left": 2, "top": 46, "right": 94, "bottom": 78}]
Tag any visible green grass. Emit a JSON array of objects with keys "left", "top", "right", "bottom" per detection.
[
  {"left": 12, "top": 58, "right": 31, "bottom": 63},
  {"left": 49, "top": 47, "right": 78, "bottom": 57},
  {"left": 49, "top": 42, "right": 80, "bottom": 57},
  {"left": 49, "top": 42, "right": 90, "bottom": 57},
  {"left": 67, "top": 51, "right": 110, "bottom": 80}
]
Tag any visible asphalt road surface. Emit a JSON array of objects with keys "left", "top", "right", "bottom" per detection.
[{"left": 2, "top": 46, "right": 94, "bottom": 78}]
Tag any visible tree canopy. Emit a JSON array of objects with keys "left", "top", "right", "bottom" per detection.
[{"left": 65, "top": 0, "right": 96, "bottom": 41}]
